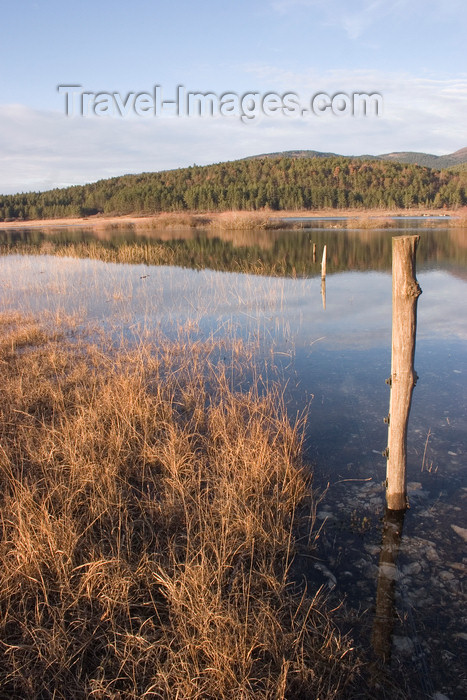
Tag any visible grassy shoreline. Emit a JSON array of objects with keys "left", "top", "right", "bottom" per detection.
[
  {"left": 0, "top": 206, "right": 466, "bottom": 232},
  {"left": 0, "top": 312, "right": 380, "bottom": 699}
]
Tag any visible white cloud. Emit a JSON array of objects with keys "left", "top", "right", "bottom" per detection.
[
  {"left": 243, "top": 65, "right": 467, "bottom": 144},
  {"left": 0, "top": 68, "right": 465, "bottom": 193}
]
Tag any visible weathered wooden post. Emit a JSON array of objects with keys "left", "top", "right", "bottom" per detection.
[
  {"left": 312, "top": 242, "right": 317, "bottom": 263},
  {"left": 321, "top": 245, "right": 327, "bottom": 278},
  {"left": 384, "top": 236, "right": 422, "bottom": 510}
]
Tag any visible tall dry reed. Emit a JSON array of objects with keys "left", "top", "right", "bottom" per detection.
[{"left": 0, "top": 313, "right": 364, "bottom": 698}]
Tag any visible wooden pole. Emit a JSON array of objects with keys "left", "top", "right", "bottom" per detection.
[
  {"left": 321, "top": 245, "right": 327, "bottom": 278},
  {"left": 385, "top": 236, "right": 421, "bottom": 510},
  {"left": 312, "top": 243, "right": 317, "bottom": 263}
]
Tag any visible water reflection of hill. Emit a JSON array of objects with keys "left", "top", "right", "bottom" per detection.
[
  {"left": 447, "top": 267, "right": 467, "bottom": 283},
  {"left": 1, "top": 225, "right": 466, "bottom": 277}
]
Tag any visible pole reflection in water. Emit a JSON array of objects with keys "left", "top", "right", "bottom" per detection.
[
  {"left": 321, "top": 244, "right": 327, "bottom": 310},
  {"left": 371, "top": 508, "right": 406, "bottom": 663},
  {"left": 321, "top": 276, "right": 326, "bottom": 310}
]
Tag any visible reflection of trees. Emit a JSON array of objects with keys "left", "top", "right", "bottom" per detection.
[
  {"left": 371, "top": 508, "right": 405, "bottom": 663},
  {"left": 1, "top": 227, "right": 466, "bottom": 278}
]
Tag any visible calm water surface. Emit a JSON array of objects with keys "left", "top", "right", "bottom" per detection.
[{"left": 1, "top": 220, "right": 466, "bottom": 698}]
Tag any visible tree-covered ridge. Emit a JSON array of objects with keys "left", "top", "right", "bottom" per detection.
[{"left": 1, "top": 156, "right": 466, "bottom": 221}]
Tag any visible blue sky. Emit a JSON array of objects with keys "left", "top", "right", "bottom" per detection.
[{"left": 0, "top": 0, "right": 466, "bottom": 193}]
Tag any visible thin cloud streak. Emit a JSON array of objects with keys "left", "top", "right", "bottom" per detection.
[{"left": 270, "top": 0, "right": 463, "bottom": 38}]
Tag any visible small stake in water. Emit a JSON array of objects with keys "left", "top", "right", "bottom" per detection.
[
  {"left": 385, "top": 236, "right": 422, "bottom": 511},
  {"left": 321, "top": 245, "right": 327, "bottom": 278}
]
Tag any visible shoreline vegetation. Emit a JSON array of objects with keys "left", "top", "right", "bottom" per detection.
[
  {"left": 0, "top": 206, "right": 466, "bottom": 232},
  {"left": 0, "top": 312, "right": 403, "bottom": 699}
]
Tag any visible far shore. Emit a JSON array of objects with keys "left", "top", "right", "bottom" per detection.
[{"left": 0, "top": 207, "right": 466, "bottom": 231}]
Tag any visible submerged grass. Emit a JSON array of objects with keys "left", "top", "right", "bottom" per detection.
[{"left": 0, "top": 313, "right": 365, "bottom": 699}]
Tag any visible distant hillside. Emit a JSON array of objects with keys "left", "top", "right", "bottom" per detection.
[
  {"left": 249, "top": 148, "right": 467, "bottom": 169},
  {"left": 1, "top": 155, "right": 466, "bottom": 221},
  {"left": 378, "top": 147, "right": 467, "bottom": 169},
  {"left": 248, "top": 150, "right": 344, "bottom": 161}
]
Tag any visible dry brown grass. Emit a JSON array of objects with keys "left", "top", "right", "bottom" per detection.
[
  {"left": 449, "top": 214, "right": 467, "bottom": 228},
  {"left": 209, "top": 212, "right": 274, "bottom": 231},
  {"left": 48, "top": 240, "right": 178, "bottom": 266},
  {"left": 0, "top": 314, "right": 364, "bottom": 699},
  {"left": 345, "top": 217, "right": 396, "bottom": 229},
  {"left": 138, "top": 213, "right": 211, "bottom": 229}
]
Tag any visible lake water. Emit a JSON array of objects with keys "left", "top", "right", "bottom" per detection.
[{"left": 1, "top": 219, "right": 466, "bottom": 698}]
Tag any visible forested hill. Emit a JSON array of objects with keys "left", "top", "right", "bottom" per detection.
[
  {"left": 248, "top": 147, "right": 467, "bottom": 170},
  {"left": 1, "top": 156, "right": 466, "bottom": 221}
]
